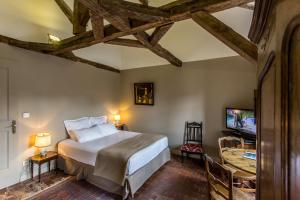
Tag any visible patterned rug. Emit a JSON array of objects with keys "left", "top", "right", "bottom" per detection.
[
  {"left": 0, "top": 172, "right": 71, "bottom": 200},
  {"left": 0, "top": 156, "right": 208, "bottom": 200}
]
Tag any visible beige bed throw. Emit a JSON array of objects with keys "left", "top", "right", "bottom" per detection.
[{"left": 93, "top": 133, "right": 165, "bottom": 186}]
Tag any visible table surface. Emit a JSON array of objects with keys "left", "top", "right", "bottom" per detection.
[
  {"left": 31, "top": 151, "right": 58, "bottom": 162},
  {"left": 222, "top": 148, "right": 256, "bottom": 175}
]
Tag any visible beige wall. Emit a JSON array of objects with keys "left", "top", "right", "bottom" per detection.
[
  {"left": 120, "top": 56, "right": 256, "bottom": 157},
  {"left": 0, "top": 44, "right": 120, "bottom": 188},
  {"left": 0, "top": 44, "right": 256, "bottom": 189}
]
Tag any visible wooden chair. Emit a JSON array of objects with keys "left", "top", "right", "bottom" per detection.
[
  {"left": 218, "top": 137, "right": 256, "bottom": 192},
  {"left": 205, "top": 155, "right": 255, "bottom": 200},
  {"left": 218, "top": 136, "right": 245, "bottom": 164},
  {"left": 180, "top": 121, "right": 204, "bottom": 163}
]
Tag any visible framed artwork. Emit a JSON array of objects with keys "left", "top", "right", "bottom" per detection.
[{"left": 134, "top": 83, "right": 154, "bottom": 106}]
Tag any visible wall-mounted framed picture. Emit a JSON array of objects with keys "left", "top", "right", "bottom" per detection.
[{"left": 134, "top": 83, "right": 154, "bottom": 106}]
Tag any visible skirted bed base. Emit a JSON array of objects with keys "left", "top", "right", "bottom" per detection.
[{"left": 57, "top": 148, "right": 170, "bottom": 199}]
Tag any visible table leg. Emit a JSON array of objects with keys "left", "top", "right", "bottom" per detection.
[
  {"left": 55, "top": 159, "right": 57, "bottom": 174},
  {"left": 38, "top": 164, "right": 41, "bottom": 182},
  {"left": 48, "top": 161, "right": 51, "bottom": 172},
  {"left": 31, "top": 161, "right": 33, "bottom": 180}
]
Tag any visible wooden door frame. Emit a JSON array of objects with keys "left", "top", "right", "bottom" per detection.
[
  {"left": 256, "top": 51, "right": 275, "bottom": 200},
  {"left": 281, "top": 14, "right": 300, "bottom": 200}
]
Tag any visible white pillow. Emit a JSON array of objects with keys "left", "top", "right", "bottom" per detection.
[
  {"left": 64, "top": 117, "right": 91, "bottom": 139},
  {"left": 90, "top": 116, "right": 108, "bottom": 126},
  {"left": 98, "top": 123, "right": 119, "bottom": 137},
  {"left": 70, "top": 125, "right": 102, "bottom": 143}
]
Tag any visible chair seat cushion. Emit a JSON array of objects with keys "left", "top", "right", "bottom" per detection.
[{"left": 181, "top": 144, "right": 203, "bottom": 153}]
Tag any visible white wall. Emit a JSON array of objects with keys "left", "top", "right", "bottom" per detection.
[
  {"left": 0, "top": 44, "right": 120, "bottom": 188},
  {"left": 120, "top": 56, "right": 256, "bottom": 157}
]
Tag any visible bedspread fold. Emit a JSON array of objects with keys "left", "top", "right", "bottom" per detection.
[{"left": 93, "top": 133, "right": 164, "bottom": 185}]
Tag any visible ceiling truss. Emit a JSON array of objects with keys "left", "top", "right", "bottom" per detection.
[{"left": 0, "top": 0, "right": 257, "bottom": 73}]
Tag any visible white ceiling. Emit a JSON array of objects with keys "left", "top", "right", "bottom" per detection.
[{"left": 0, "top": 1, "right": 253, "bottom": 70}]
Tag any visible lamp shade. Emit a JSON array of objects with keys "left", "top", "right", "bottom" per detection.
[
  {"left": 114, "top": 114, "right": 121, "bottom": 121},
  {"left": 35, "top": 133, "right": 51, "bottom": 148}
]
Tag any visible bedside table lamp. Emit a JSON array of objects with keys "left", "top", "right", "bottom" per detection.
[
  {"left": 114, "top": 114, "right": 121, "bottom": 126},
  {"left": 35, "top": 133, "right": 51, "bottom": 157}
]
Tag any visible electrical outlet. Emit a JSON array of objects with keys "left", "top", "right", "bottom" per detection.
[{"left": 22, "top": 160, "right": 29, "bottom": 167}]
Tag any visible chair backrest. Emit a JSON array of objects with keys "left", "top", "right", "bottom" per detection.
[
  {"left": 183, "top": 121, "right": 203, "bottom": 145},
  {"left": 205, "top": 155, "right": 233, "bottom": 200},
  {"left": 218, "top": 136, "right": 244, "bottom": 164}
]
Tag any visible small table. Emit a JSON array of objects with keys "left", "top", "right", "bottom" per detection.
[
  {"left": 116, "top": 124, "right": 127, "bottom": 131},
  {"left": 30, "top": 151, "right": 58, "bottom": 182},
  {"left": 221, "top": 148, "right": 256, "bottom": 175}
]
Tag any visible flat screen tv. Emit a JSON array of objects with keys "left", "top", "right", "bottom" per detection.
[{"left": 226, "top": 108, "right": 256, "bottom": 139}]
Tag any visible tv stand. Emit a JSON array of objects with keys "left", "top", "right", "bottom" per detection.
[{"left": 222, "top": 130, "right": 256, "bottom": 148}]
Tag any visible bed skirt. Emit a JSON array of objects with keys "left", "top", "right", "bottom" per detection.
[{"left": 57, "top": 147, "right": 170, "bottom": 199}]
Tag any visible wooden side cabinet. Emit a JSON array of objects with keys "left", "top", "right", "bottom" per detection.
[{"left": 30, "top": 151, "right": 58, "bottom": 182}]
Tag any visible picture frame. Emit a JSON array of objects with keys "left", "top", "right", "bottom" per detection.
[{"left": 134, "top": 83, "right": 154, "bottom": 106}]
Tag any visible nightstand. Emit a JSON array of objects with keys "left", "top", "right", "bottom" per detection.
[
  {"left": 30, "top": 151, "right": 58, "bottom": 182},
  {"left": 116, "top": 124, "right": 127, "bottom": 131}
]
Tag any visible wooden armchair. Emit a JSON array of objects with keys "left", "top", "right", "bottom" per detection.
[
  {"left": 180, "top": 121, "right": 204, "bottom": 163},
  {"left": 218, "top": 136, "right": 245, "bottom": 164},
  {"left": 205, "top": 155, "right": 255, "bottom": 200},
  {"left": 218, "top": 137, "right": 256, "bottom": 192}
]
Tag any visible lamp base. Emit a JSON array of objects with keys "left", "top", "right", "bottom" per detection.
[
  {"left": 114, "top": 120, "right": 120, "bottom": 126},
  {"left": 39, "top": 150, "right": 48, "bottom": 158}
]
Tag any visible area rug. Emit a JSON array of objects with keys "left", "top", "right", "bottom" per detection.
[{"left": 0, "top": 172, "right": 71, "bottom": 200}]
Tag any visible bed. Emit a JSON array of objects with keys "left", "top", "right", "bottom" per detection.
[{"left": 57, "top": 116, "right": 170, "bottom": 199}]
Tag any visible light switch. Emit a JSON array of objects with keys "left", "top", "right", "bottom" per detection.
[{"left": 22, "top": 112, "right": 30, "bottom": 119}]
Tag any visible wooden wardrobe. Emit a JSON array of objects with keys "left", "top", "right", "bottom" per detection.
[{"left": 249, "top": 0, "right": 300, "bottom": 199}]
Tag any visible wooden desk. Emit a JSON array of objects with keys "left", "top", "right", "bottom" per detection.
[
  {"left": 222, "top": 148, "right": 256, "bottom": 175},
  {"left": 30, "top": 151, "right": 58, "bottom": 182}
]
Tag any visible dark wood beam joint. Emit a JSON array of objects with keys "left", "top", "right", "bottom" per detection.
[{"left": 149, "top": 23, "right": 173, "bottom": 45}]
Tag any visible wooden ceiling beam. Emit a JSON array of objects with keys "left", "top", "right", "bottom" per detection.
[
  {"left": 101, "top": 0, "right": 169, "bottom": 22},
  {"left": 149, "top": 23, "right": 173, "bottom": 45},
  {"left": 105, "top": 38, "right": 145, "bottom": 48},
  {"left": 73, "top": 0, "right": 89, "bottom": 34},
  {"left": 192, "top": 11, "right": 257, "bottom": 64},
  {"left": 160, "top": 0, "right": 194, "bottom": 10},
  {"left": 168, "top": 0, "right": 253, "bottom": 14},
  {"left": 80, "top": 5, "right": 91, "bottom": 26},
  {"left": 134, "top": 32, "right": 182, "bottom": 67},
  {"left": 58, "top": 53, "right": 120, "bottom": 73},
  {"left": 0, "top": 35, "right": 120, "bottom": 73},
  {"left": 0, "top": 35, "right": 55, "bottom": 53},
  {"left": 90, "top": 10, "right": 104, "bottom": 40},
  {"left": 54, "top": 0, "right": 73, "bottom": 24},
  {"left": 79, "top": 0, "right": 131, "bottom": 31},
  {"left": 53, "top": 0, "right": 252, "bottom": 54},
  {"left": 78, "top": 0, "right": 182, "bottom": 67}
]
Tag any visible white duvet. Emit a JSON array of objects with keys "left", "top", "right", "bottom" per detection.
[{"left": 58, "top": 131, "right": 168, "bottom": 175}]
